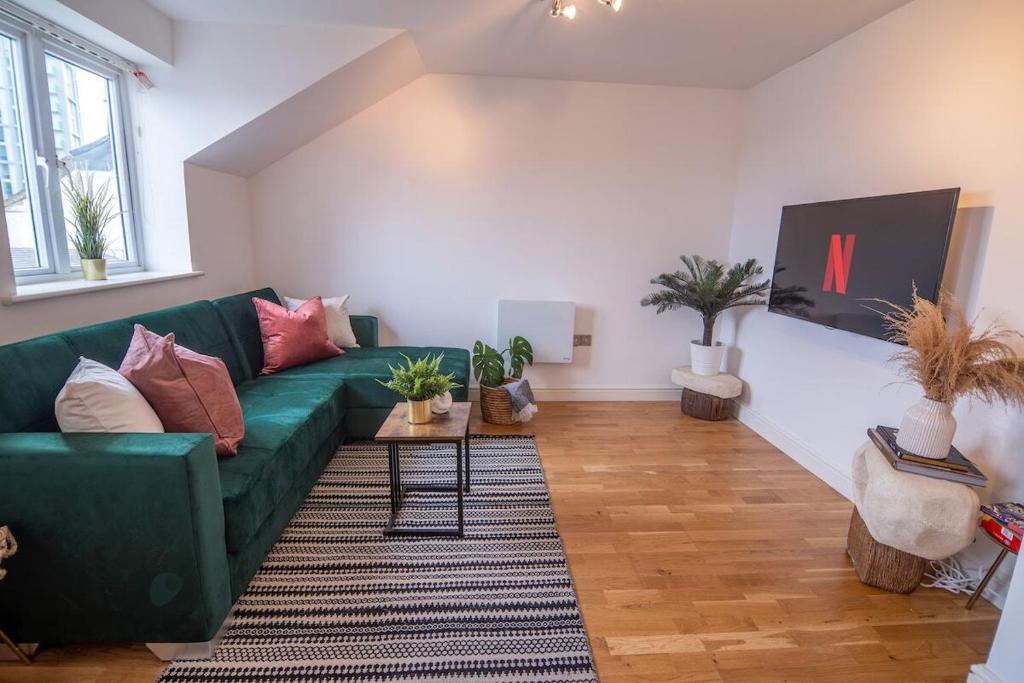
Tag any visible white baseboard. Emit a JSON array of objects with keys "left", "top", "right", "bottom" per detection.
[
  {"left": 468, "top": 387, "right": 681, "bottom": 402},
  {"left": 734, "top": 403, "right": 853, "bottom": 500},
  {"left": 967, "top": 664, "right": 1002, "bottom": 683}
]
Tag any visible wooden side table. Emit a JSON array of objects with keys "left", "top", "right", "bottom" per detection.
[
  {"left": 670, "top": 367, "right": 742, "bottom": 420},
  {"left": 850, "top": 442, "right": 979, "bottom": 593},
  {"left": 375, "top": 402, "right": 472, "bottom": 537}
]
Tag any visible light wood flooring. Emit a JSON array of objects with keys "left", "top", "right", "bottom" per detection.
[{"left": 2, "top": 402, "right": 999, "bottom": 682}]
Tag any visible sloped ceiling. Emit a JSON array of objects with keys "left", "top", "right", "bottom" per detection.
[
  {"left": 186, "top": 32, "right": 425, "bottom": 177},
  {"left": 147, "top": 0, "right": 911, "bottom": 89}
]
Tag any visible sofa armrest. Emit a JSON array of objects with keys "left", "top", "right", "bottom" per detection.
[
  {"left": 0, "top": 433, "right": 232, "bottom": 644},
  {"left": 350, "top": 315, "right": 379, "bottom": 348}
]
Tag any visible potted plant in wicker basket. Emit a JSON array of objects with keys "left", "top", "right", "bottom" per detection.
[
  {"left": 641, "top": 255, "right": 770, "bottom": 376},
  {"left": 473, "top": 336, "right": 533, "bottom": 424},
  {"left": 63, "top": 172, "right": 120, "bottom": 281},
  {"left": 878, "top": 289, "right": 1024, "bottom": 459},
  {"left": 377, "top": 353, "right": 461, "bottom": 425}
]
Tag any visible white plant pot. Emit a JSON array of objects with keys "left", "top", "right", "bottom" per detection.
[
  {"left": 896, "top": 397, "right": 956, "bottom": 459},
  {"left": 690, "top": 341, "right": 726, "bottom": 377}
]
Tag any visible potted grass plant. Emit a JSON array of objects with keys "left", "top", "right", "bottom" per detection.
[
  {"left": 472, "top": 337, "right": 533, "bottom": 424},
  {"left": 377, "top": 353, "right": 461, "bottom": 424},
  {"left": 641, "top": 255, "right": 770, "bottom": 376},
  {"left": 63, "top": 172, "right": 119, "bottom": 281},
  {"left": 878, "top": 289, "right": 1024, "bottom": 459}
]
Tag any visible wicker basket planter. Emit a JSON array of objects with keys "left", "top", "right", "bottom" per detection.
[{"left": 479, "top": 379, "right": 516, "bottom": 424}]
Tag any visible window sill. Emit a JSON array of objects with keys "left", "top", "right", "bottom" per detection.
[{"left": 2, "top": 270, "right": 205, "bottom": 305}]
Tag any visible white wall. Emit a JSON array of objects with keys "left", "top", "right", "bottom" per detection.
[
  {"left": 974, "top": 554, "right": 1024, "bottom": 683},
  {"left": 0, "top": 19, "right": 396, "bottom": 344},
  {"left": 133, "top": 20, "right": 398, "bottom": 273},
  {"left": 250, "top": 74, "right": 744, "bottom": 394},
  {"left": 725, "top": 0, "right": 1024, "bottom": 602}
]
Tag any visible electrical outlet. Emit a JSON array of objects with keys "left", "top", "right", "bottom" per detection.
[{"left": 573, "top": 334, "right": 592, "bottom": 347}]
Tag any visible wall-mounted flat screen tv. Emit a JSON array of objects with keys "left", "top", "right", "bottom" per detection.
[{"left": 768, "top": 188, "right": 960, "bottom": 341}]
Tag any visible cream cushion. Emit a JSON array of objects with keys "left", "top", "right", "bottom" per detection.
[
  {"left": 852, "top": 441, "right": 978, "bottom": 560},
  {"left": 670, "top": 366, "right": 742, "bottom": 399},
  {"left": 283, "top": 295, "right": 359, "bottom": 348},
  {"left": 55, "top": 357, "right": 164, "bottom": 433}
]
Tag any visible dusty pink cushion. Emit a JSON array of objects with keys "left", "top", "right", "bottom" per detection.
[
  {"left": 119, "top": 324, "right": 244, "bottom": 456},
  {"left": 253, "top": 296, "right": 342, "bottom": 374}
]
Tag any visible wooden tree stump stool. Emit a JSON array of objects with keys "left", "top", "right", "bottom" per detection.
[
  {"left": 671, "top": 367, "right": 742, "bottom": 421},
  {"left": 847, "top": 507, "right": 926, "bottom": 593},
  {"left": 848, "top": 441, "right": 979, "bottom": 594}
]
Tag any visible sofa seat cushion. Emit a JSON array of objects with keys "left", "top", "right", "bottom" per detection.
[
  {"left": 219, "top": 375, "right": 346, "bottom": 552},
  {"left": 276, "top": 346, "right": 470, "bottom": 407}
]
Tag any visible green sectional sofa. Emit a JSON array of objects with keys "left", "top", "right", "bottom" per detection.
[{"left": 0, "top": 288, "right": 468, "bottom": 648}]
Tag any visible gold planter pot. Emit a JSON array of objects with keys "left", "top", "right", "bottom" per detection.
[
  {"left": 81, "top": 259, "right": 108, "bottom": 281},
  {"left": 407, "top": 399, "right": 433, "bottom": 424}
]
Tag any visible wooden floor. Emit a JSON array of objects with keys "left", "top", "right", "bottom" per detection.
[{"left": 2, "top": 402, "right": 999, "bottom": 682}]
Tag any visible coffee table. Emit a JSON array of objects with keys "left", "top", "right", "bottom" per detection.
[{"left": 375, "top": 402, "right": 471, "bottom": 537}]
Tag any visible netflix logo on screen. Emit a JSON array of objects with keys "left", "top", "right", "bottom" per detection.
[{"left": 822, "top": 234, "right": 856, "bottom": 294}]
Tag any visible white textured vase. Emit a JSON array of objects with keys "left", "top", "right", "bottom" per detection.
[
  {"left": 896, "top": 397, "right": 956, "bottom": 460},
  {"left": 690, "top": 341, "right": 726, "bottom": 376},
  {"left": 430, "top": 391, "right": 453, "bottom": 414}
]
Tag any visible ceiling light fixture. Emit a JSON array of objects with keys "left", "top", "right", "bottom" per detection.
[
  {"left": 549, "top": 0, "right": 622, "bottom": 21},
  {"left": 550, "top": 0, "right": 577, "bottom": 20}
]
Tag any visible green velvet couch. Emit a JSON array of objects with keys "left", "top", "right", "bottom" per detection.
[{"left": 0, "top": 288, "right": 468, "bottom": 646}]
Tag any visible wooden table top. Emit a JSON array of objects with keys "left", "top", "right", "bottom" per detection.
[{"left": 374, "top": 402, "right": 472, "bottom": 442}]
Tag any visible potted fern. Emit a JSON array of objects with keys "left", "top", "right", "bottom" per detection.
[
  {"left": 878, "top": 290, "right": 1024, "bottom": 459},
  {"left": 641, "top": 255, "right": 770, "bottom": 376},
  {"left": 63, "top": 173, "right": 119, "bottom": 281},
  {"left": 377, "top": 353, "right": 461, "bottom": 424},
  {"left": 472, "top": 337, "right": 533, "bottom": 424}
]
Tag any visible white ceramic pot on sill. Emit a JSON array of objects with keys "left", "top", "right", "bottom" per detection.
[{"left": 690, "top": 341, "right": 726, "bottom": 377}]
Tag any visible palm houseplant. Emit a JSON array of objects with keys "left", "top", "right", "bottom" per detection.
[
  {"left": 472, "top": 336, "right": 533, "bottom": 424},
  {"left": 878, "top": 289, "right": 1024, "bottom": 459},
  {"left": 377, "top": 353, "right": 461, "bottom": 424},
  {"left": 63, "top": 172, "right": 120, "bottom": 281},
  {"left": 641, "top": 255, "right": 770, "bottom": 376}
]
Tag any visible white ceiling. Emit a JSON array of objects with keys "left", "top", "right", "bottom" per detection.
[{"left": 146, "top": 0, "right": 910, "bottom": 89}]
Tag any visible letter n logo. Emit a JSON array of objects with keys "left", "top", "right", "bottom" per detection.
[{"left": 822, "top": 233, "right": 856, "bottom": 294}]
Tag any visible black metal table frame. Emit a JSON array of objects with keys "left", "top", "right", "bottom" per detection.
[{"left": 383, "top": 429, "right": 470, "bottom": 537}]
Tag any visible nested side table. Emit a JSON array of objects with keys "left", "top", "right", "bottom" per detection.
[{"left": 375, "top": 402, "right": 472, "bottom": 537}]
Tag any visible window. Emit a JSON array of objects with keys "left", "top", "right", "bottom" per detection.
[{"left": 0, "top": 12, "right": 141, "bottom": 281}]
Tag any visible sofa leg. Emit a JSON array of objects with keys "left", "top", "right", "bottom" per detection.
[{"left": 146, "top": 607, "right": 233, "bottom": 661}]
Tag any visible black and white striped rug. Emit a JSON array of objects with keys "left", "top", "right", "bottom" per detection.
[{"left": 158, "top": 435, "right": 598, "bottom": 682}]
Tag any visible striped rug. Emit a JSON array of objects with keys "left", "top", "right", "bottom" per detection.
[{"left": 158, "top": 435, "right": 597, "bottom": 682}]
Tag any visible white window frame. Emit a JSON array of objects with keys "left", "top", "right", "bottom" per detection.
[{"left": 0, "top": 11, "right": 144, "bottom": 284}]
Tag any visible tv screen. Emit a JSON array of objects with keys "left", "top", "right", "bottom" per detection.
[{"left": 768, "top": 188, "right": 960, "bottom": 341}]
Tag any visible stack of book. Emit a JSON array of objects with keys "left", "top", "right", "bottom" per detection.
[
  {"left": 980, "top": 502, "right": 1024, "bottom": 553},
  {"left": 867, "top": 425, "right": 987, "bottom": 487}
]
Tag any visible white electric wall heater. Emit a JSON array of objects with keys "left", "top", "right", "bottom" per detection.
[{"left": 497, "top": 300, "right": 575, "bottom": 364}]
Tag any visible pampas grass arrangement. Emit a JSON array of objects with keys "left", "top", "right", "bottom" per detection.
[{"left": 878, "top": 288, "right": 1024, "bottom": 407}]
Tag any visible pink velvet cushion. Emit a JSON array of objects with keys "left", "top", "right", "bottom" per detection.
[
  {"left": 253, "top": 296, "right": 342, "bottom": 374},
  {"left": 119, "top": 324, "right": 245, "bottom": 456}
]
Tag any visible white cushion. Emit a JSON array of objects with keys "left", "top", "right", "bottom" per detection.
[
  {"left": 669, "top": 366, "right": 742, "bottom": 399},
  {"left": 852, "top": 441, "right": 978, "bottom": 560},
  {"left": 55, "top": 358, "right": 164, "bottom": 433},
  {"left": 283, "top": 295, "right": 359, "bottom": 348}
]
